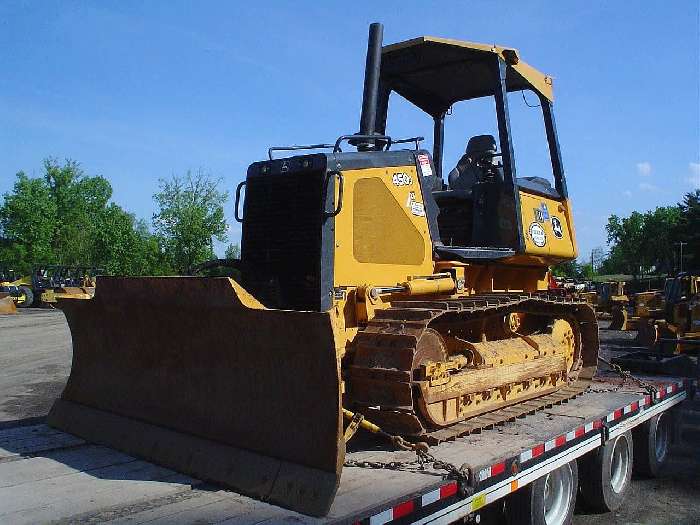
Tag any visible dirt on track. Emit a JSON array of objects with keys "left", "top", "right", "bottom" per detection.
[{"left": 0, "top": 310, "right": 698, "bottom": 524}]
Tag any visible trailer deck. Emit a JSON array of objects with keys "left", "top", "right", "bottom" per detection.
[{"left": 0, "top": 375, "right": 692, "bottom": 525}]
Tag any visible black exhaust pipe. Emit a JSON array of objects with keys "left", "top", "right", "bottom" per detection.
[{"left": 356, "top": 22, "right": 383, "bottom": 150}]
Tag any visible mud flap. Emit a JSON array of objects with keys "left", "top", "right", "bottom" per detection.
[{"left": 48, "top": 277, "right": 344, "bottom": 517}]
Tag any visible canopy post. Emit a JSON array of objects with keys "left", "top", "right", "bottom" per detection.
[
  {"left": 493, "top": 56, "right": 525, "bottom": 253},
  {"left": 432, "top": 112, "right": 445, "bottom": 182},
  {"left": 540, "top": 96, "right": 568, "bottom": 198}
]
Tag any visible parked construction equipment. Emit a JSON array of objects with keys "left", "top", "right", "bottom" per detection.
[
  {"left": 48, "top": 24, "right": 599, "bottom": 516},
  {"left": 613, "top": 278, "right": 671, "bottom": 331},
  {"left": 0, "top": 266, "right": 33, "bottom": 309},
  {"left": 0, "top": 265, "right": 99, "bottom": 309},
  {"left": 34, "top": 265, "right": 98, "bottom": 305},
  {"left": 636, "top": 272, "right": 700, "bottom": 352},
  {"left": 596, "top": 281, "right": 629, "bottom": 329}
]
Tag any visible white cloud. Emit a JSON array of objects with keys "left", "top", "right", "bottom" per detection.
[
  {"left": 636, "top": 161, "right": 652, "bottom": 177},
  {"left": 688, "top": 162, "right": 700, "bottom": 189},
  {"left": 623, "top": 190, "right": 632, "bottom": 198},
  {"left": 638, "top": 182, "right": 657, "bottom": 191}
]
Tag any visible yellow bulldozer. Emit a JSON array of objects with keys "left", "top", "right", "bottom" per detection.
[
  {"left": 636, "top": 272, "right": 700, "bottom": 352},
  {"left": 596, "top": 281, "right": 629, "bottom": 329},
  {"left": 48, "top": 24, "right": 598, "bottom": 516},
  {"left": 612, "top": 278, "right": 671, "bottom": 331}
]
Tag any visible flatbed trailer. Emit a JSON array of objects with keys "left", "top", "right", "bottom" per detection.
[{"left": 0, "top": 374, "right": 694, "bottom": 525}]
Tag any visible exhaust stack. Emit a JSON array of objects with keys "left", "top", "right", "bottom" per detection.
[{"left": 356, "top": 22, "right": 384, "bottom": 150}]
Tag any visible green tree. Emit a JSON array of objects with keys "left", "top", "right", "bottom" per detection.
[
  {"left": 639, "top": 206, "right": 681, "bottom": 275},
  {"left": 0, "top": 172, "right": 57, "bottom": 272},
  {"left": 603, "top": 205, "right": 683, "bottom": 277},
  {"left": 224, "top": 243, "right": 240, "bottom": 260},
  {"left": 605, "top": 212, "right": 646, "bottom": 277},
  {"left": 92, "top": 206, "right": 166, "bottom": 275},
  {"left": 677, "top": 190, "right": 700, "bottom": 271},
  {"left": 579, "top": 263, "right": 595, "bottom": 279},
  {"left": 551, "top": 260, "right": 579, "bottom": 278},
  {"left": 152, "top": 170, "right": 228, "bottom": 274},
  {"left": 0, "top": 158, "right": 163, "bottom": 276},
  {"left": 43, "top": 158, "right": 112, "bottom": 265}
]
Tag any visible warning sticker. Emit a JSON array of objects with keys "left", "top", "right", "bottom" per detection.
[
  {"left": 410, "top": 201, "right": 425, "bottom": 216},
  {"left": 406, "top": 192, "right": 425, "bottom": 216},
  {"left": 529, "top": 222, "right": 547, "bottom": 247},
  {"left": 417, "top": 154, "right": 433, "bottom": 177}
]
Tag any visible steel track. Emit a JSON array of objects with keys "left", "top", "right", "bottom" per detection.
[{"left": 347, "top": 292, "right": 599, "bottom": 444}]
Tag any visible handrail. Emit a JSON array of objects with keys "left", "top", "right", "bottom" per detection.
[
  {"left": 234, "top": 181, "right": 246, "bottom": 223},
  {"left": 268, "top": 144, "right": 335, "bottom": 160},
  {"left": 333, "top": 134, "right": 392, "bottom": 153}
]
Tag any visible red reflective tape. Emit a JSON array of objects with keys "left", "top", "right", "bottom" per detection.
[
  {"left": 440, "top": 482, "right": 459, "bottom": 499},
  {"left": 631, "top": 401, "right": 639, "bottom": 411},
  {"left": 491, "top": 462, "right": 506, "bottom": 476},
  {"left": 669, "top": 384, "right": 677, "bottom": 393},
  {"left": 393, "top": 500, "right": 415, "bottom": 519},
  {"left": 532, "top": 444, "right": 545, "bottom": 457},
  {"left": 645, "top": 395, "right": 652, "bottom": 405},
  {"left": 614, "top": 409, "right": 623, "bottom": 420},
  {"left": 555, "top": 435, "right": 566, "bottom": 447},
  {"left": 575, "top": 426, "right": 585, "bottom": 438},
  {"left": 593, "top": 420, "right": 603, "bottom": 430}
]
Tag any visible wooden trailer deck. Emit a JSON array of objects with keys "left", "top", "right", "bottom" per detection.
[{"left": 0, "top": 375, "right": 691, "bottom": 525}]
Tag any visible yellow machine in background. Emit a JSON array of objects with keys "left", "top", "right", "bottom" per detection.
[
  {"left": 0, "top": 267, "right": 33, "bottom": 311},
  {"left": 0, "top": 265, "right": 33, "bottom": 314},
  {"left": 596, "top": 281, "right": 629, "bottom": 329},
  {"left": 637, "top": 273, "right": 700, "bottom": 352},
  {"left": 49, "top": 24, "right": 598, "bottom": 516},
  {"left": 613, "top": 279, "right": 670, "bottom": 331},
  {"left": 32, "top": 266, "right": 98, "bottom": 306}
]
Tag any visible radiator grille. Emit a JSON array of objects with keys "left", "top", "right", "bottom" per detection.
[{"left": 241, "top": 170, "right": 326, "bottom": 311}]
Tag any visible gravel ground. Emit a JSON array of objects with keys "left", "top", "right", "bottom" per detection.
[{"left": 0, "top": 309, "right": 698, "bottom": 524}]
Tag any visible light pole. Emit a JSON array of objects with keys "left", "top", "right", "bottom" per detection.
[{"left": 676, "top": 241, "right": 687, "bottom": 273}]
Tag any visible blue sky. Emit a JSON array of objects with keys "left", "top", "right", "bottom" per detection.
[{"left": 1, "top": 1, "right": 698, "bottom": 260}]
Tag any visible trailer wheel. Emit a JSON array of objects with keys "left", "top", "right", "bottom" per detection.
[
  {"left": 504, "top": 460, "right": 578, "bottom": 525},
  {"left": 579, "top": 430, "right": 633, "bottom": 512},
  {"left": 17, "top": 286, "right": 33, "bottom": 308},
  {"left": 633, "top": 413, "right": 671, "bottom": 477}
]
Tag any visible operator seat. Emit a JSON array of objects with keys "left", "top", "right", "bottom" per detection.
[
  {"left": 447, "top": 134, "right": 499, "bottom": 192},
  {"left": 432, "top": 135, "right": 498, "bottom": 247}
]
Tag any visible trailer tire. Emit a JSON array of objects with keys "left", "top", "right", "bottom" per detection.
[
  {"left": 17, "top": 286, "right": 33, "bottom": 308},
  {"left": 579, "top": 430, "right": 633, "bottom": 512},
  {"left": 504, "top": 460, "right": 578, "bottom": 525},
  {"left": 633, "top": 413, "right": 671, "bottom": 477}
]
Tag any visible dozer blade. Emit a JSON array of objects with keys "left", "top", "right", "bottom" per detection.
[
  {"left": 0, "top": 295, "right": 17, "bottom": 314},
  {"left": 48, "top": 277, "right": 343, "bottom": 517}
]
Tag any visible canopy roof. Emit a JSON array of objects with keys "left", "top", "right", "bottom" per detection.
[{"left": 380, "top": 36, "right": 554, "bottom": 117}]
